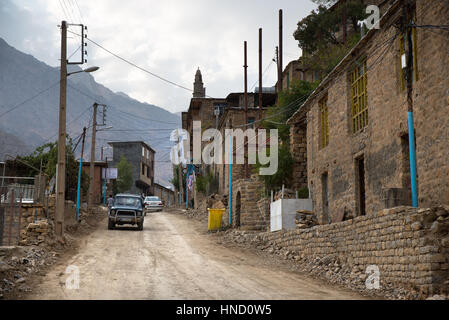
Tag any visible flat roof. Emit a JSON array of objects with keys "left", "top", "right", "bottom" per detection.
[{"left": 108, "top": 141, "right": 156, "bottom": 153}]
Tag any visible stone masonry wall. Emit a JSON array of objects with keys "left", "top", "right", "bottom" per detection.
[
  {"left": 260, "top": 206, "right": 449, "bottom": 298},
  {"left": 222, "top": 175, "right": 266, "bottom": 231},
  {"left": 290, "top": 122, "right": 308, "bottom": 191},
  {"left": 295, "top": 0, "right": 449, "bottom": 224}
]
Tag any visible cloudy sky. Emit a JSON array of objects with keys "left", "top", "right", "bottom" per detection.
[{"left": 0, "top": 0, "right": 318, "bottom": 114}]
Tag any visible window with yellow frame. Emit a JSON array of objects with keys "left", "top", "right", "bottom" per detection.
[
  {"left": 399, "top": 8, "right": 418, "bottom": 90},
  {"left": 319, "top": 96, "right": 329, "bottom": 149},
  {"left": 350, "top": 60, "right": 368, "bottom": 133}
]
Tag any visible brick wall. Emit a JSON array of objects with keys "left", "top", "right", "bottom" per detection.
[{"left": 260, "top": 206, "right": 449, "bottom": 297}]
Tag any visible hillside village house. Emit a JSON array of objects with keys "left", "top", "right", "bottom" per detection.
[
  {"left": 287, "top": 0, "right": 449, "bottom": 224},
  {"left": 216, "top": 91, "right": 276, "bottom": 195},
  {"left": 108, "top": 141, "right": 155, "bottom": 196}
]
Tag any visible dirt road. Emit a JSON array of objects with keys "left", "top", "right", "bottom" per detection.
[{"left": 25, "top": 211, "right": 365, "bottom": 300}]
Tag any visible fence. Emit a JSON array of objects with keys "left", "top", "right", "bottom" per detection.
[
  {"left": 0, "top": 189, "right": 23, "bottom": 246},
  {"left": 0, "top": 177, "right": 36, "bottom": 204}
]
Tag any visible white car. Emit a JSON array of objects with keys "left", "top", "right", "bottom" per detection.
[{"left": 144, "top": 196, "right": 163, "bottom": 213}]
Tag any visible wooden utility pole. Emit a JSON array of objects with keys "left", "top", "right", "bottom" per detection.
[
  {"left": 275, "top": 46, "right": 280, "bottom": 93},
  {"left": 342, "top": 0, "right": 347, "bottom": 44},
  {"left": 88, "top": 102, "right": 98, "bottom": 210},
  {"left": 258, "top": 28, "right": 263, "bottom": 109},
  {"left": 278, "top": 9, "right": 283, "bottom": 92},
  {"left": 243, "top": 41, "right": 249, "bottom": 178},
  {"left": 55, "top": 20, "right": 67, "bottom": 240}
]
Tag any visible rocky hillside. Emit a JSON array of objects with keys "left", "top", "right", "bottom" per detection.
[{"left": 0, "top": 38, "right": 180, "bottom": 186}]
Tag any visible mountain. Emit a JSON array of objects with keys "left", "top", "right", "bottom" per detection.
[{"left": 0, "top": 38, "right": 180, "bottom": 186}]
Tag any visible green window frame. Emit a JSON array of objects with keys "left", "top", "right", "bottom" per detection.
[
  {"left": 350, "top": 60, "right": 368, "bottom": 133},
  {"left": 319, "top": 96, "right": 329, "bottom": 149}
]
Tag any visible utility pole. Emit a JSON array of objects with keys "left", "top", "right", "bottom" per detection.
[
  {"left": 258, "top": 28, "right": 263, "bottom": 109},
  {"left": 278, "top": 9, "right": 283, "bottom": 92},
  {"left": 55, "top": 21, "right": 67, "bottom": 240},
  {"left": 342, "top": 0, "right": 347, "bottom": 44},
  {"left": 275, "top": 46, "right": 280, "bottom": 93},
  {"left": 88, "top": 102, "right": 98, "bottom": 210},
  {"left": 403, "top": 1, "right": 418, "bottom": 207},
  {"left": 243, "top": 41, "right": 249, "bottom": 178},
  {"left": 228, "top": 120, "right": 233, "bottom": 226},
  {"left": 76, "top": 127, "right": 86, "bottom": 221},
  {"left": 177, "top": 135, "right": 184, "bottom": 205}
]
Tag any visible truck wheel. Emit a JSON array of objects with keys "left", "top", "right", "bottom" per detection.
[
  {"left": 108, "top": 220, "right": 115, "bottom": 230},
  {"left": 137, "top": 221, "right": 143, "bottom": 231}
]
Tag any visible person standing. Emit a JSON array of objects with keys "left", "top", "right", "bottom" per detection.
[{"left": 107, "top": 194, "right": 114, "bottom": 213}]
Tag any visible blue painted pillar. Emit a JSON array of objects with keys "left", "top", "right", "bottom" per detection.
[
  {"left": 408, "top": 112, "right": 418, "bottom": 207},
  {"left": 76, "top": 157, "right": 83, "bottom": 221},
  {"left": 228, "top": 137, "right": 232, "bottom": 226}
]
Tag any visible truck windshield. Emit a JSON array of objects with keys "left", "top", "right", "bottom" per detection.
[{"left": 115, "top": 197, "right": 142, "bottom": 208}]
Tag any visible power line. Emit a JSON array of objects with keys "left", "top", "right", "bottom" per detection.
[
  {"left": 66, "top": 30, "right": 207, "bottom": 96},
  {"left": 410, "top": 24, "right": 449, "bottom": 31},
  {"left": 0, "top": 81, "right": 60, "bottom": 119},
  {"left": 58, "top": 0, "right": 70, "bottom": 21},
  {"left": 66, "top": 84, "right": 180, "bottom": 126},
  {"left": 250, "top": 59, "right": 275, "bottom": 91}
]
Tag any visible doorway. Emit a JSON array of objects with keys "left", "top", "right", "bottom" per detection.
[
  {"left": 321, "top": 173, "right": 330, "bottom": 224},
  {"left": 235, "top": 191, "right": 241, "bottom": 227},
  {"left": 356, "top": 156, "right": 366, "bottom": 216}
]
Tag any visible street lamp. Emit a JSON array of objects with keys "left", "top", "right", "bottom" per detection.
[
  {"left": 55, "top": 21, "right": 99, "bottom": 241},
  {"left": 67, "top": 66, "right": 100, "bottom": 77}
]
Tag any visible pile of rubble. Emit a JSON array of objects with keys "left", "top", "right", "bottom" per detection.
[
  {"left": 295, "top": 210, "right": 318, "bottom": 229},
  {"left": 20, "top": 219, "right": 55, "bottom": 247},
  {"left": 0, "top": 246, "right": 58, "bottom": 299},
  {"left": 184, "top": 193, "right": 227, "bottom": 222},
  {"left": 273, "top": 188, "right": 296, "bottom": 201}
]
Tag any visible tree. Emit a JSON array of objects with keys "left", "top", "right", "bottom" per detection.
[
  {"left": 294, "top": 0, "right": 367, "bottom": 76},
  {"left": 252, "top": 80, "right": 317, "bottom": 193},
  {"left": 18, "top": 135, "right": 89, "bottom": 200},
  {"left": 115, "top": 155, "right": 133, "bottom": 193},
  {"left": 170, "top": 164, "right": 186, "bottom": 193},
  {"left": 261, "top": 79, "right": 318, "bottom": 144},
  {"left": 253, "top": 144, "right": 294, "bottom": 192}
]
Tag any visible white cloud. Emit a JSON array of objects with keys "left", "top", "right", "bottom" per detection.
[{"left": 1, "top": 0, "right": 317, "bottom": 113}]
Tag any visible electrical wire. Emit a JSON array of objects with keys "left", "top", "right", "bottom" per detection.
[
  {"left": 0, "top": 81, "right": 60, "bottom": 119},
  {"left": 66, "top": 84, "right": 180, "bottom": 126},
  {"left": 250, "top": 59, "right": 275, "bottom": 91},
  {"left": 66, "top": 30, "right": 208, "bottom": 97}
]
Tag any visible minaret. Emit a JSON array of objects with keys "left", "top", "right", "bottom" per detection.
[{"left": 193, "top": 68, "right": 206, "bottom": 98}]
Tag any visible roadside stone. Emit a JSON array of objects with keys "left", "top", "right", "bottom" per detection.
[{"left": 411, "top": 222, "right": 422, "bottom": 231}]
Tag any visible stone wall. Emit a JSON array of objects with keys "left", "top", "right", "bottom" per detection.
[
  {"left": 260, "top": 206, "right": 449, "bottom": 297},
  {"left": 223, "top": 175, "right": 267, "bottom": 231},
  {"left": 289, "top": 122, "right": 308, "bottom": 191},
  {"left": 288, "top": 0, "right": 449, "bottom": 224}
]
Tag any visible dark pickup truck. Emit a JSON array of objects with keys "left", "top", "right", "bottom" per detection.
[{"left": 108, "top": 193, "right": 144, "bottom": 230}]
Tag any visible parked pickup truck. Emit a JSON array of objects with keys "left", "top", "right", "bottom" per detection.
[{"left": 108, "top": 193, "right": 144, "bottom": 230}]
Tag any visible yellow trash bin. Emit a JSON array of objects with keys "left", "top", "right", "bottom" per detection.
[{"left": 208, "top": 208, "right": 225, "bottom": 231}]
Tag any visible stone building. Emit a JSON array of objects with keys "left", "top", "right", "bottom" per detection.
[
  {"left": 181, "top": 68, "right": 227, "bottom": 169},
  {"left": 287, "top": 0, "right": 449, "bottom": 224},
  {"left": 153, "top": 182, "right": 175, "bottom": 206},
  {"left": 108, "top": 141, "right": 155, "bottom": 196},
  {"left": 216, "top": 91, "right": 276, "bottom": 195}
]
